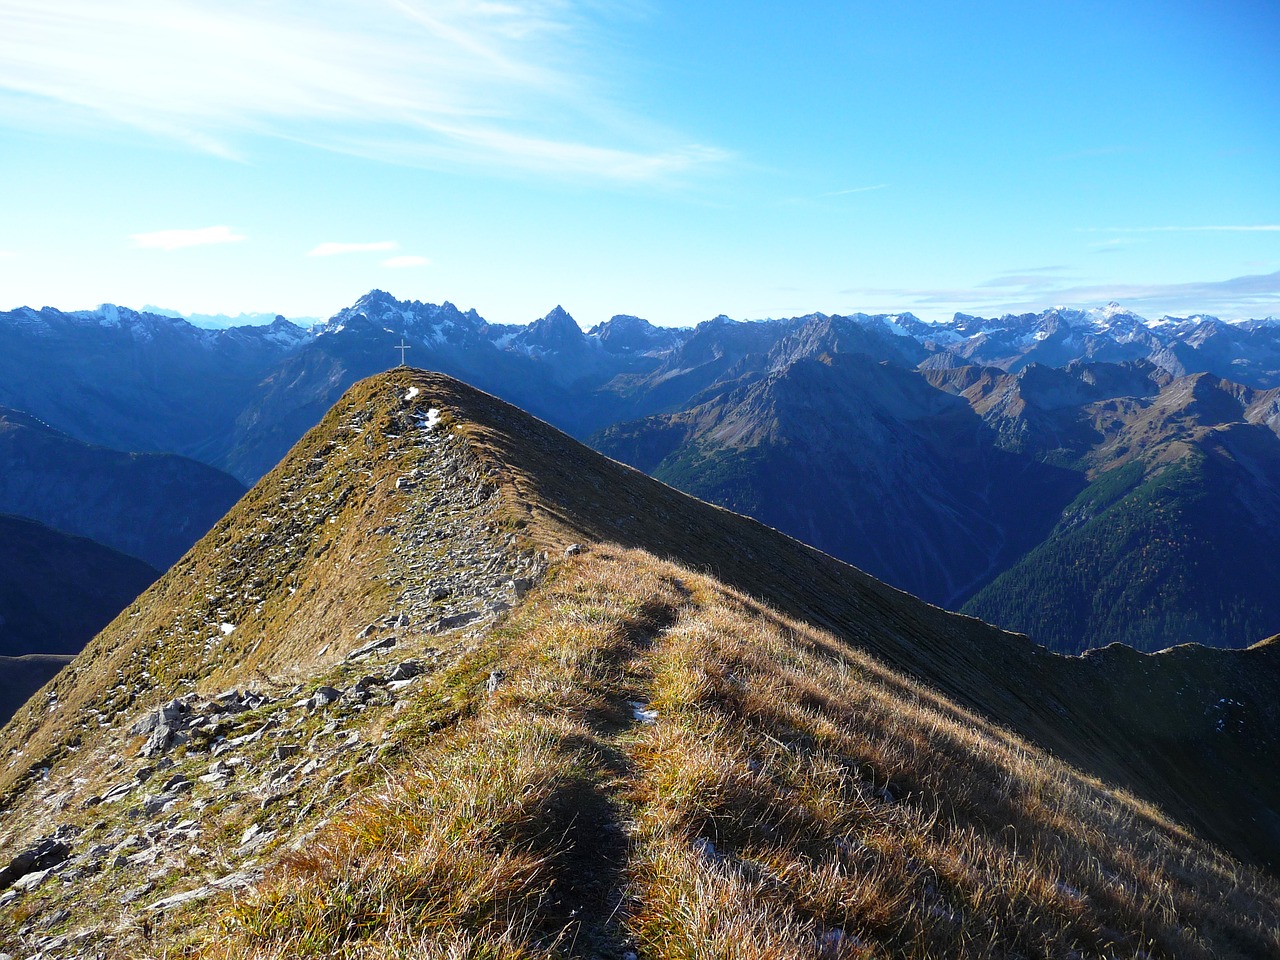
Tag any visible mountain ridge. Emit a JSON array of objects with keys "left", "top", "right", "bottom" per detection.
[
  {"left": 6, "top": 292, "right": 1280, "bottom": 652},
  {"left": 1, "top": 369, "right": 1277, "bottom": 957}
]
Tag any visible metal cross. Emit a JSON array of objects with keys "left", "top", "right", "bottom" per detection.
[{"left": 395, "top": 339, "right": 411, "bottom": 367}]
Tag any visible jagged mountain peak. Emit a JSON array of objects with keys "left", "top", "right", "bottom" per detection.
[
  {"left": 587, "top": 314, "right": 685, "bottom": 354},
  {"left": 531, "top": 303, "right": 581, "bottom": 332}
]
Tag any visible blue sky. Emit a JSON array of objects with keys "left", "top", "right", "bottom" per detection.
[{"left": 1, "top": 1, "right": 1277, "bottom": 327}]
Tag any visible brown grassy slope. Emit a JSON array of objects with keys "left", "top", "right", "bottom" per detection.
[
  {"left": 0, "top": 373, "right": 498, "bottom": 803},
  {"left": 212, "top": 546, "right": 1280, "bottom": 960},
  {"left": 0, "top": 368, "right": 1276, "bottom": 957},
  {"left": 410, "top": 370, "right": 1280, "bottom": 873}
]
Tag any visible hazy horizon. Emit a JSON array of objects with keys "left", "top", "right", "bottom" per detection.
[{"left": 1, "top": 2, "right": 1276, "bottom": 327}]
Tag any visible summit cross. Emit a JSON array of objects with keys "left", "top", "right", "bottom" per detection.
[{"left": 395, "top": 339, "right": 411, "bottom": 367}]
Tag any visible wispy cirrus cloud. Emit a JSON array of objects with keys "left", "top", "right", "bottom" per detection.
[
  {"left": 308, "top": 241, "right": 398, "bottom": 257},
  {"left": 383, "top": 255, "right": 430, "bottom": 268},
  {"left": 843, "top": 268, "right": 1280, "bottom": 321},
  {"left": 1084, "top": 225, "right": 1280, "bottom": 233},
  {"left": 0, "top": 0, "right": 726, "bottom": 182},
  {"left": 822, "top": 184, "right": 888, "bottom": 197},
  {"left": 130, "top": 225, "right": 245, "bottom": 250}
]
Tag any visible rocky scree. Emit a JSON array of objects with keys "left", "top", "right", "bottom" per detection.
[{"left": 0, "top": 381, "right": 546, "bottom": 956}]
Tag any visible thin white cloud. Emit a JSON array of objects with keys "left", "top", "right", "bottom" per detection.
[
  {"left": 382, "top": 255, "right": 430, "bottom": 268},
  {"left": 0, "top": 250, "right": 15, "bottom": 259},
  {"left": 130, "top": 225, "right": 245, "bottom": 250},
  {"left": 308, "top": 241, "right": 398, "bottom": 257},
  {"left": 822, "top": 184, "right": 888, "bottom": 197},
  {"left": 1085, "top": 225, "right": 1280, "bottom": 233},
  {"left": 843, "top": 269, "right": 1280, "bottom": 322},
  {"left": 0, "top": 1, "right": 726, "bottom": 183}
]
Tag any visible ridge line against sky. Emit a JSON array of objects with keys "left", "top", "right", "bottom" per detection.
[{"left": 0, "top": 1, "right": 1276, "bottom": 326}]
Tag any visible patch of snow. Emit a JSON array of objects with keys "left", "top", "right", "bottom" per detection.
[
  {"left": 404, "top": 386, "right": 420, "bottom": 401},
  {"left": 420, "top": 407, "right": 442, "bottom": 430},
  {"left": 918, "top": 326, "right": 965, "bottom": 344},
  {"left": 881, "top": 315, "right": 911, "bottom": 337},
  {"left": 630, "top": 701, "right": 658, "bottom": 724},
  {"left": 219, "top": 623, "right": 236, "bottom": 636},
  {"left": 432, "top": 319, "right": 455, "bottom": 344}
]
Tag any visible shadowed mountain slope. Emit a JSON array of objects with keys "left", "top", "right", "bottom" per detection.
[
  {"left": 0, "top": 371, "right": 1276, "bottom": 958},
  {"left": 0, "top": 407, "right": 246, "bottom": 569},
  {"left": 0, "top": 514, "right": 157, "bottom": 724},
  {"left": 0, "top": 656, "right": 73, "bottom": 737},
  {"left": 959, "top": 371, "right": 1280, "bottom": 650},
  {"left": 603, "top": 350, "right": 1280, "bottom": 651},
  {"left": 594, "top": 352, "right": 1078, "bottom": 607},
  {"left": 0, "top": 514, "right": 158, "bottom": 658}
]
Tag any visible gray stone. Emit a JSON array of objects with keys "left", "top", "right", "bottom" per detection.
[
  {"left": 129, "top": 711, "right": 160, "bottom": 737},
  {"left": 564, "top": 543, "right": 583, "bottom": 557},
  {"left": 161, "top": 775, "right": 193, "bottom": 794},
  {"left": 140, "top": 724, "right": 174, "bottom": 758},
  {"left": 0, "top": 837, "right": 70, "bottom": 890},
  {"left": 147, "top": 885, "right": 214, "bottom": 912},
  {"left": 10, "top": 868, "right": 51, "bottom": 892},
  {"left": 307, "top": 686, "right": 342, "bottom": 710},
  {"left": 346, "top": 636, "right": 396, "bottom": 660},
  {"left": 208, "top": 759, "right": 234, "bottom": 778},
  {"left": 386, "top": 660, "right": 424, "bottom": 682},
  {"left": 273, "top": 744, "right": 302, "bottom": 761},
  {"left": 431, "top": 610, "right": 483, "bottom": 633},
  {"left": 119, "top": 882, "right": 153, "bottom": 905},
  {"left": 141, "top": 794, "right": 178, "bottom": 817}
]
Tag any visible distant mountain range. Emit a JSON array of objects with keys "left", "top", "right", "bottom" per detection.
[
  {"left": 4, "top": 292, "right": 1280, "bottom": 652},
  {"left": 141, "top": 306, "right": 321, "bottom": 330}
]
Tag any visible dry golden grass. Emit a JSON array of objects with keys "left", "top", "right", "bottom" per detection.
[
  {"left": 0, "top": 377, "right": 428, "bottom": 804},
  {"left": 7, "top": 370, "right": 1278, "bottom": 957},
  {"left": 202, "top": 546, "right": 1280, "bottom": 959}
]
